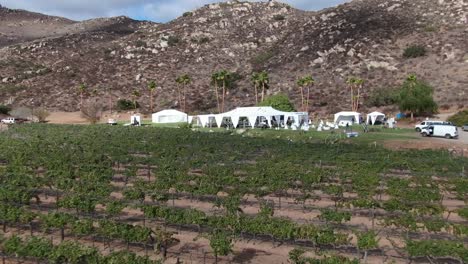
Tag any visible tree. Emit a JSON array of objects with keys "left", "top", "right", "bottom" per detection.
[
  {"left": 209, "top": 229, "right": 233, "bottom": 264},
  {"left": 176, "top": 74, "right": 191, "bottom": 112},
  {"left": 297, "top": 75, "right": 315, "bottom": 112},
  {"left": 211, "top": 72, "right": 221, "bottom": 113},
  {"left": 258, "top": 94, "right": 295, "bottom": 112},
  {"left": 131, "top": 90, "right": 141, "bottom": 110},
  {"left": 78, "top": 84, "right": 87, "bottom": 110},
  {"left": 148, "top": 81, "right": 157, "bottom": 113},
  {"left": 251, "top": 72, "right": 260, "bottom": 104},
  {"left": 0, "top": 105, "right": 11, "bottom": 115},
  {"left": 346, "top": 77, "right": 364, "bottom": 112},
  {"left": 107, "top": 86, "right": 113, "bottom": 114},
  {"left": 397, "top": 74, "right": 438, "bottom": 120},
  {"left": 214, "top": 70, "right": 233, "bottom": 112},
  {"left": 32, "top": 107, "right": 50, "bottom": 123},
  {"left": 257, "top": 71, "right": 270, "bottom": 102},
  {"left": 81, "top": 100, "right": 103, "bottom": 124}
]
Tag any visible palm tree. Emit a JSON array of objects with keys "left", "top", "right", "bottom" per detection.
[
  {"left": 107, "top": 86, "right": 113, "bottom": 114},
  {"left": 211, "top": 72, "right": 221, "bottom": 113},
  {"left": 303, "top": 76, "right": 315, "bottom": 112},
  {"left": 216, "top": 70, "right": 232, "bottom": 112},
  {"left": 297, "top": 78, "right": 305, "bottom": 111},
  {"left": 78, "top": 83, "right": 87, "bottom": 110},
  {"left": 176, "top": 74, "right": 191, "bottom": 112},
  {"left": 132, "top": 90, "right": 140, "bottom": 110},
  {"left": 251, "top": 72, "right": 260, "bottom": 104},
  {"left": 148, "top": 81, "right": 157, "bottom": 113},
  {"left": 257, "top": 71, "right": 270, "bottom": 102},
  {"left": 347, "top": 77, "right": 364, "bottom": 112}
]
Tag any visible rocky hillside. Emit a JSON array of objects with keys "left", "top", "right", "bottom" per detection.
[{"left": 0, "top": 0, "right": 467, "bottom": 115}]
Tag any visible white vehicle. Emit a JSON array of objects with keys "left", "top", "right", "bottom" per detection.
[
  {"left": 107, "top": 118, "right": 117, "bottom": 125},
  {"left": 421, "top": 125, "right": 458, "bottom": 139},
  {"left": 415, "top": 120, "right": 449, "bottom": 132},
  {"left": 0, "top": 117, "right": 15, "bottom": 124}
]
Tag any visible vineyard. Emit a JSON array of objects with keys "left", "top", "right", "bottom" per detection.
[{"left": 0, "top": 124, "right": 467, "bottom": 263}]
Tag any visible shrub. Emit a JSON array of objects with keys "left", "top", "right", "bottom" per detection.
[
  {"left": 167, "top": 36, "right": 181, "bottom": 47},
  {"left": 116, "top": 99, "right": 138, "bottom": 111},
  {"left": 81, "top": 100, "right": 103, "bottom": 124},
  {"left": 0, "top": 105, "right": 11, "bottom": 115},
  {"left": 258, "top": 94, "right": 295, "bottom": 112},
  {"left": 32, "top": 107, "right": 50, "bottom": 123},
  {"left": 273, "top": 14, "right": 285, "bottom": 21},
  {"left": 135, "top": 40, "right": 146, "bottom": 48},
  {"left": 448, "top": 110, "right": 468, "bottom": 127},
  {"left": 403, "top": 45, "right": 426, "bottom": 58},
  {"left": 183, "top": 12, "right": 193, "bottom": 17},
  {"left": 252, "top": 50, "right": 274, "bottom": 66}
]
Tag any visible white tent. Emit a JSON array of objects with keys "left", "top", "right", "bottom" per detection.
[
  {"left": 152, "top": 109, "right": 188, "bottom": 124},
  {"left": 190, "top": 107, "right": 308, "bottom": 129},
  {"left": 366, "top": 111, "right": 386, "bottom": 125},
  {"left": 334, "top": 111, "right": 361, "bottom": 127}
]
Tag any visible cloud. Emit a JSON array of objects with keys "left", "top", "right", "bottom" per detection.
[{"left": 0, "top": 0, "right": 348, "bottom": 22}]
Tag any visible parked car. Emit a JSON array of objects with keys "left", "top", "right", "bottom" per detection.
[
  {"left": 463, "top": 124, "right": 468, "bottom": 131},
  {"left": 0, "top": 117, "right": 15, "bottom": 124},
  {"left": 415, "top": 120, "right": 452, "bottom": 132},
  {"left": 107, "top": 119, "right": 117, "bottom": 125},
  {"left": 421, "top": 125, "right": 458, "bottom": 139}
]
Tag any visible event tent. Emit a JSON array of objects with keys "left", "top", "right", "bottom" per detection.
[
  {"left": 152, "top": 109, "right": 188, "bottom": 123},
  {"left": 190, "top": 107, "right": 308, "bottom": 129},
  {"left": 366, "top": 111, "right": 386, "bottom": 125},
  {"left": 334, "top": 111, "right": 361, "bottom": 127}
]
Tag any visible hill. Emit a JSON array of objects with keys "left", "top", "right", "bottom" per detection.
[{"left": 0, "top": 0, "right": 467, "bottom": 114}]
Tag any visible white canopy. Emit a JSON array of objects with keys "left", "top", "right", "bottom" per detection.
[
  {"left": 152, "top": 109, "right": 188, "bottom": 123},
  {"left": 334, "top": 111, "right": 361, "bottom": 126},
  {"left": 366, "top": 111, "right": 386, "bottom": 125},
  {"left": 190, "top": 107, "right": 308, "bottom": 129}
]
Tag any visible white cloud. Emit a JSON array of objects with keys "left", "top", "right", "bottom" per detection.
[{"left": 0, "top": 0, "right": 348, "bottom": 22}]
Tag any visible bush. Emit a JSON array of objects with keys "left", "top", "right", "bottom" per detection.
[
  {"left": 273, "top": 15, "right": 285, "bottom": 21},
  {"left": 167, "top": 36, "right": 181, "bottom": 47},
  {"left": 135, "top": 40, "right": 146, "bottom": 48},
  {"left": 0, "top": 105, "right": 11, "bottom": 115},
  {"left": 116, "top": 99, "right": 138, "bottom": 111},
  {"left": 183, "top": 12, "right": 193, "bottom": 17},
  {"left": 252, "top": 51, "right": 274, "bottom": 66},
  {"left": 403, "top": 45, "right": 426, "bottom": 58},
  {"left": 81, "top": 101, "right": 103, "bottom": 124},
  {"left": 258, "top": 94, "right": 295, "bottom": 112},
  {"left": 32, "top": 107, "right": 50, "bottom": 123},
  {"left": 448, "top": 110, "right": 468, "bottom": 127},
  {"left": 10, "top": 107, "right": 32, "bottom": 119}
]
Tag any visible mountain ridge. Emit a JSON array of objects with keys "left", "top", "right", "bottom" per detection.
[{"left": 0, "top": 0, "right": 467, "bottom": 114}]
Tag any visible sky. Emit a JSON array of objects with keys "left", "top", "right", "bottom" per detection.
[{"left": 0, "top": 0, "right": 348, "bottom": 22}]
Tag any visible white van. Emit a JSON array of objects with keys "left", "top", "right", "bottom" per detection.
[
  {"left": 415, "top": 120, "right": 445, "bottom": 132},
  {"left": 0, "top": 117, "right": 15, "bottom": 124},
  {"left": 421, "top": 125, "right": 458, "bottom": 139}
]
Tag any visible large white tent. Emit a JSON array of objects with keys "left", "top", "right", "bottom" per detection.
[
  {"left": 152, "top": 109, "right": 188, "bottom": 123},
  {"left": 366, "top": 111, "right": 386, "bottom": 125},
  {"left": 190, "top": 107, "right": 308, "bottom": 129},
  {"left": 334, "top": 111, "right": 361, "bottom": 127}
]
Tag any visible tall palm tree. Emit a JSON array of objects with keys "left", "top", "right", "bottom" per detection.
[
  {"left": 107, "top": 86, "right": 113, "bottom": 114},
  {"left": 211, "top": 72, "right": 221, "bottom": 113},
  {"left": 148, "top": 81, "right": 157, "bottom": 113},
  {"left": 132, "top": 90, "right": 140, "bottom": 110},
  {"left": 347, "top": 77, "right": 364, "bottom": 112},
  {"left": 251, "top": 72, "right": 260, "bottom": 104},
  {"left": 176, "top": 74, "right": 191, "bottom": 112},
  {"left": 216, "top": 70, "right": 232, "bottom": 112},
  {"left": 297, "top": 76, "right": 315, "bottom": 112},
  {"left": 78, "top": 83, "right": 87, "bottom": 110},
  {"left": 257, "top": 71, "right": 269, "bottom": 102}
]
